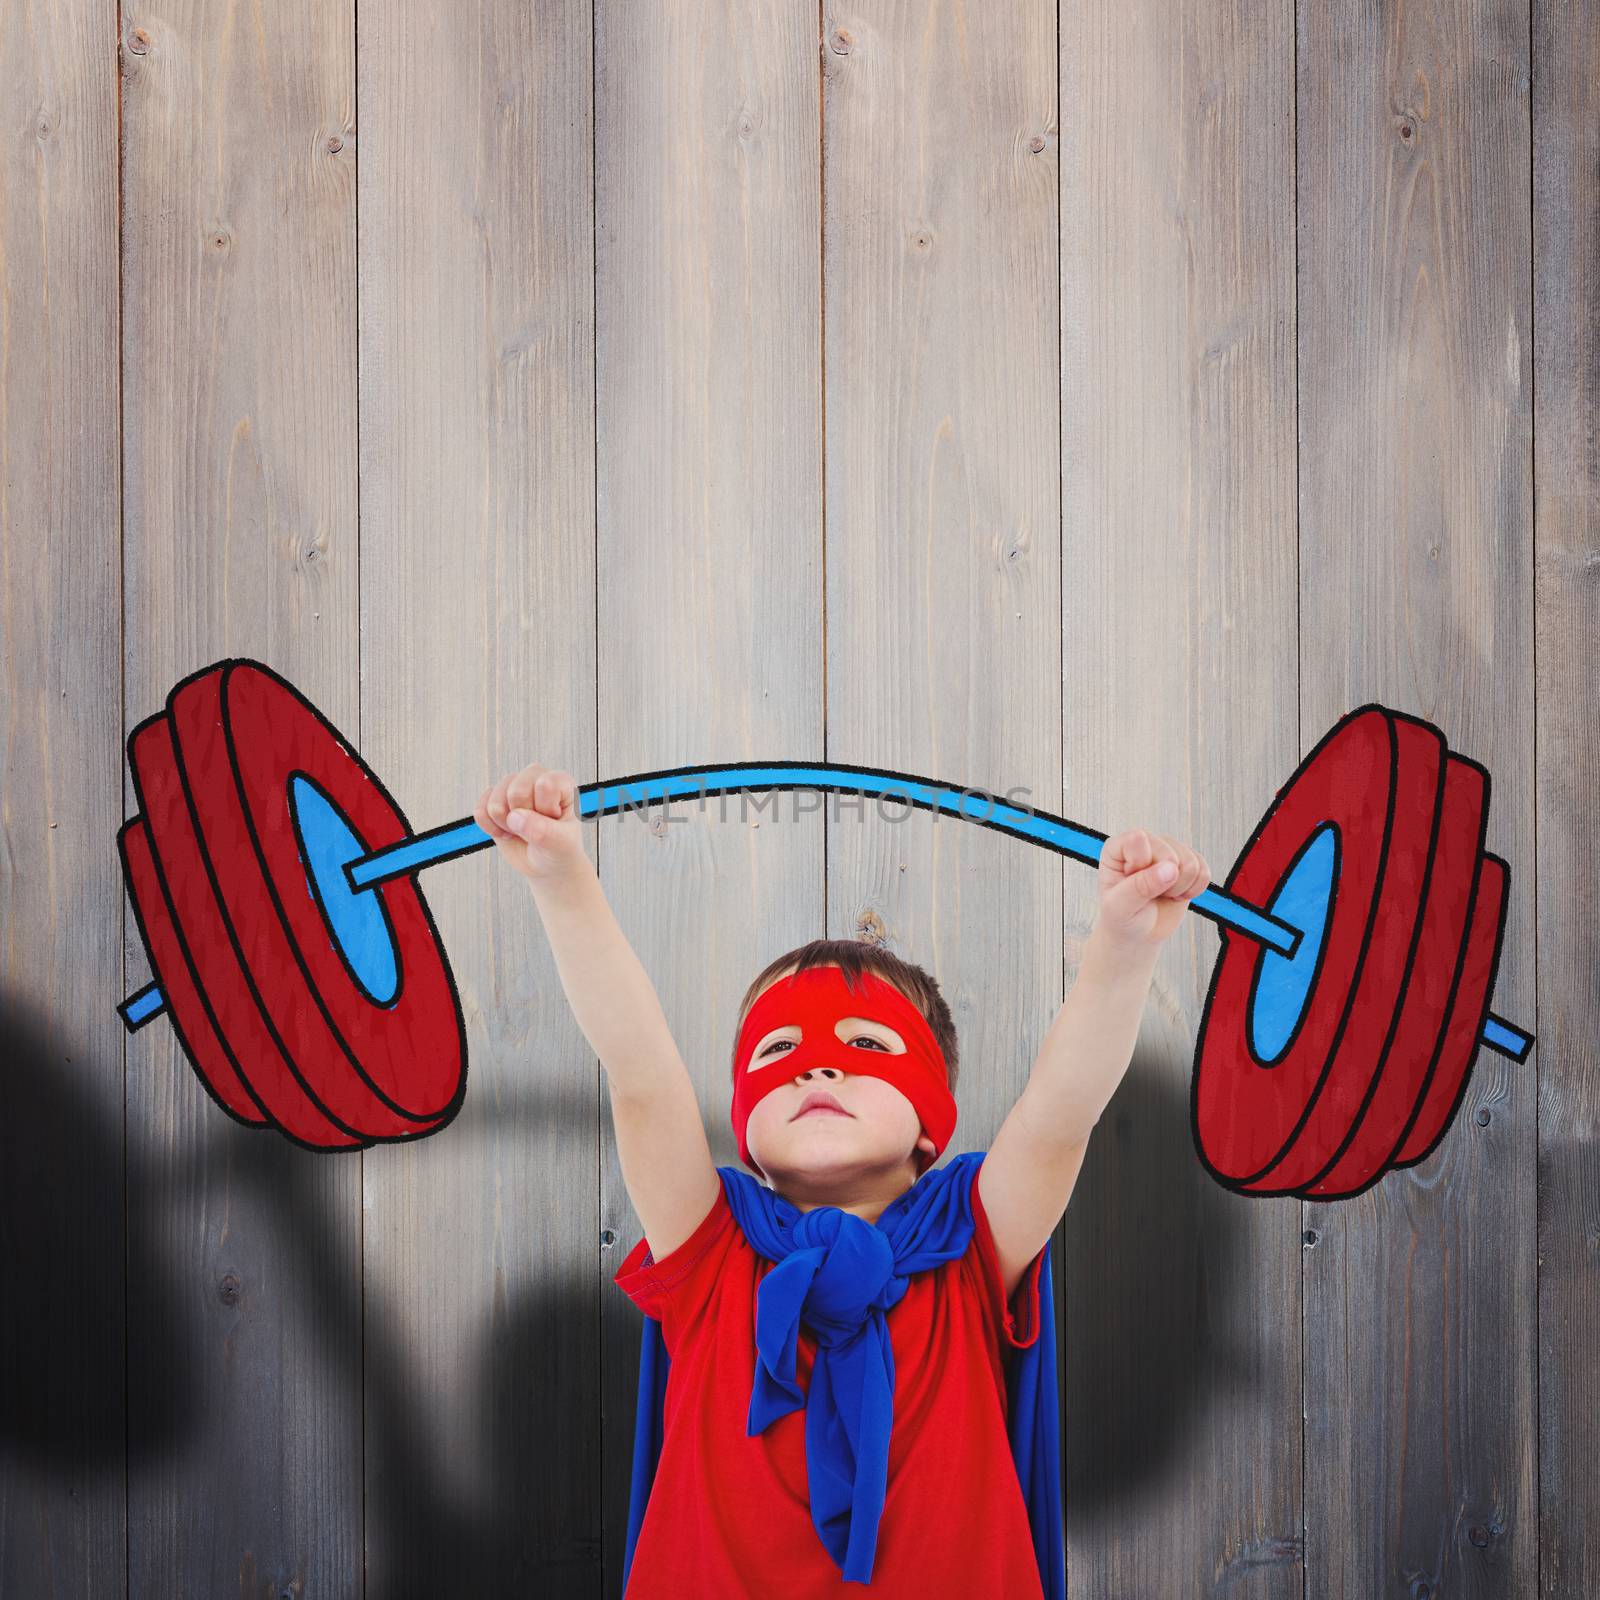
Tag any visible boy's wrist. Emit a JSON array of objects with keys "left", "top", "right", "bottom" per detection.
[
  {"left": 1080, "top": 921, "right": 1162, "bottom": 985},
  {"left": 525, "top": 851, "right": 601, "bottom": 909}
]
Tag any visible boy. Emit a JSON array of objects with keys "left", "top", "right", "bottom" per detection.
[{"left": 474, "top": 763, "right": 1210, "bottom": 1596}]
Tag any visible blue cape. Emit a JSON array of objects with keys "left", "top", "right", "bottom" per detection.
[{"left": 621, "top": 1150, "right": 1064, "bottom": 1594}]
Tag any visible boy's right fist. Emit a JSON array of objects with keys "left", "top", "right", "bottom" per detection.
[{"left": 474, "top": 764, "right": 589, "bottom": 885}]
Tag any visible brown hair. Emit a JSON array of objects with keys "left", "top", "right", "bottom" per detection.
[{"left": 729, "top": 937, "right": 959, "bottom": 1093}]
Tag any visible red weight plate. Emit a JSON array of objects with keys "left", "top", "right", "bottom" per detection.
[
  {"left": 118, "top": 813, "right": 268, "bottom": 1128},
  {"left": 168, "top": 661, "right": 464, "bottom": 1143},
  {"left": 128, "top": 711, "right": 363, "bottom": 1150},
  {"left": 1302, "top": 753, "right": 1486, "bottom": 1198},
  {"left": 1238, "top": 709, "right": 1446, "bottom": 1193},
  {"left": 1193, "top": 707, "right": 1443, "bottom": 1192},
  {"left": 1388, "top": 851, "right": 1509, "bottom": 1169}
]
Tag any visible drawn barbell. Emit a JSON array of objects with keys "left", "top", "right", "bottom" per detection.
[{"left": 115, "top": 659, "right": 1531, "bottom": 1200}]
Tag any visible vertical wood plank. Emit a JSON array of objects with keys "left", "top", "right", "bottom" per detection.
[
  {"left": 1058, "top": 0, "right": 1303, "bottom": 1593},
  {"left": 119, "top": 1, "right": 363, "bottom": 1593},
  {"left": 1296, "top": 1, "right": 1537, "bottom": 1593},
  {"left": 820, "top": 12, "right": 1060, "bottom": 1106},
  {"left": 1533, "top": 0, "right": 1600, "bottom": 1590},
  {"left": 0, "top": 1, "right": 126, "bottom": 1593},
  {"left": 592, "top": 4, "right": 823, "bottom": 1593},
  {"left": 357, "top": 0, "right": 599, "bottom": 1588}
]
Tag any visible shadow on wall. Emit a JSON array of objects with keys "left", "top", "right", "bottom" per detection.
[
  {"left": 2, "top": 994, "right": 1287, "bottom": 1588},
  {"left": 0, "top": 998, "right": 604, "bottom": 1593},
  {"left": 0, "top": 1000, "right": 196, "bottom": 1476},
  {"left": 367, "top": 1234, "right": 604, "bottom": 1593},
  {"left": 1061, "top": 1038, "right": 1294, "bottom": 1524}
]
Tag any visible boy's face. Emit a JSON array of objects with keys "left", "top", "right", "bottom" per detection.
[{"left": 740, "top": 965, "right": 938, "bottom": 1192}]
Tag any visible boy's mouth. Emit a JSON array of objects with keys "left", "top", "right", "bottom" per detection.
[{"left": 793, "top": 1090, "right": 850, "bottom": 1120}]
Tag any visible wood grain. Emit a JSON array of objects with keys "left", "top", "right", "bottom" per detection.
[
  {"left": 1059, "top": 0, "right": 1304, "bottom": 1592},
  {"left": 118, "top": 0, "right": 364, "bottom": 1593},
  {"left": 1297, "top": 1, "right": 1537, "bottom": 1595},
  {"left": 0, "top": 0, "right": 125, "bottom": 1592},
  {"left": 1533, "top": 0, "right": 1600, "bottom": 1594}
]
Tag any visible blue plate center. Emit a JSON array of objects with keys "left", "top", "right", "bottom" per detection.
[
  {"left": 290, "top": 773, "right": 401, "bottom": 1007},
  {"left": 1248, "top": 822, "right": 1339, "bottom": 1064}
]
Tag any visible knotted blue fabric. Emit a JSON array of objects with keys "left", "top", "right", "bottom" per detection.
[{"left": 621, "top": 1150, "right": 1064, "bottom": 1595}]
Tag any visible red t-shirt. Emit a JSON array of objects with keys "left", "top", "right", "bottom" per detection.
[{"left": 613, "top": 1158, "right": 1049, "bottom": 1598}]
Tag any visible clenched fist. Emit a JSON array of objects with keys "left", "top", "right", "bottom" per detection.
[
  {"left": 1095, "top": 828, "right": 1211, "bottom": 952},
  {"left": 474, "top": 763, "right": 590, "bottom": 885}
]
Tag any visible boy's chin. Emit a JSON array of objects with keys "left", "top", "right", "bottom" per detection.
[{"left": 758, "top": 1142, "right": 924, "bottom": 1184}]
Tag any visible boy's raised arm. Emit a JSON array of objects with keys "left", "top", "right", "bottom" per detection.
[
  {"left": 980, "top": 828, "right": 1213, "bottom": 1296},
  {"left": 475, "top": 765, "right": 722, "bottom": 1260}
]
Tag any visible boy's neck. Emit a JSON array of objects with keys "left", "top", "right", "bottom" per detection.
[{"left": 773, "top": 1164, "right": 922, "bottom": 1227}]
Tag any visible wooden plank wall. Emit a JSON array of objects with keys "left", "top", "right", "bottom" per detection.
[
  {"left": 1297, "top": 4, "right": 1539, "bottom": 1595},
  {"left": 1, "top": 2, "right": 1594, "bottom": 1597},
  {"left": 119, "top": 1, "right": 365, "bottom": 1593},
  {"left": 1533, "top": 0, "right": 1600, "bottom": 1594},
  {"left": 0, "top": 0, "right": 126, "bottom": 1594},
  {"left": 1059, "top": 0, "right": 1304, "bottom": 1592}
]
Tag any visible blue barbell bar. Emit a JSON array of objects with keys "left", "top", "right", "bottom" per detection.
[{"left": 117, "top": 760, "right": 1534, "bottom": 1063}]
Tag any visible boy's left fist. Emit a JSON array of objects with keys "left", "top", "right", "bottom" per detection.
[{"left": 1094, "top": 828, "right": 1211, "bottom": 953}]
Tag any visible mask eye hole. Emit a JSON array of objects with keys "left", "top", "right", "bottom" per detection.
[
  {"left": 751, "top": 1029, "right": 799, "bottom": 1065},
  {"left": 836, "top": 1017, "right": 906, "bottom": 1053}
]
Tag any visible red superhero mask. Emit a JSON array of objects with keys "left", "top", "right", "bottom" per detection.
[{"left": 730, "top": 966, "right": 957, "bottom": 1177}]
